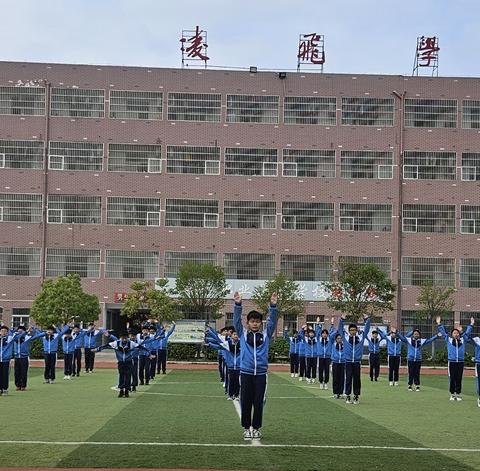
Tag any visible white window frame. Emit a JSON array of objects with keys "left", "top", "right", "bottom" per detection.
[
  {"left": 403, "top": 165, "right": 418, "bottom": 180},
  {"left": 0, "top": 153, "right": 5, "bottom": 168},
  {"left": 339, "top": 216, "right": 354, "bottom": 231},
  {"left": 47, "top": 208, "right": 62, "bottom": 224},
  {"left": 461, "top": 166, "right": 476, "bottom": 181},
  {"left": 460, "top": 218, "right": 476, "bottom": 234},
  {"left": 205, "top": 160, "right": 220, "bottom": 175},
  {"left": 146, "top": 211, "right": 161, "bottom": 227},
  {"left": 283, "top": 162, "right": 298, "bottom": 177},
  {"left": 402, "top": 217, "right": 418, "bottom": 233},
  {"left": 262, "top": 162, "right": 278, "bottom": 177},
  {"left": 48, "top": 155, "right": 64, "bottom": 170},
  {"left": 378, "top": 164, "right": 393, "bottom": 179},
  {"left": 0, "top": 206, "right": 3, "bottom": 222},
  {"left": 147, "top": 158, "right": 162, "bottom": 174},
  {"left": 282, "top": 215, "right": 296, "bottom": 230},
  {"left": 203, "top": 213, "right": 219, "bottom": 228},
  {"left": 261, "top": 214, "right": 276, "bottom": 229}
]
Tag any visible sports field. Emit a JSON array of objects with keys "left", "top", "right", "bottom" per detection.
[{"left": 0, "top": 367, "right": 479, "bottom": 471}]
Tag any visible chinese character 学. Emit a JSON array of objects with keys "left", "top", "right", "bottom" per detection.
[
  {"left": 180, "top": 26, "right": 209, "bottom": 62},
  {"left": 417, "top": 36, "right": 439, "bottom": 67},
  {"left": 298, "top": 33, "right": 325, "bottom": 65}
]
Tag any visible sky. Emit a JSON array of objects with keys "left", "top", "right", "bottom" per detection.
[{"left": 1, "top": 0, "right": 479, "bottom": 76}]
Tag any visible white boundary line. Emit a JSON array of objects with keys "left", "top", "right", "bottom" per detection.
[
  {"left": 140, "top": 391, "right": 318, "bottom": 399},
  {"left": 0, "top": 440, "right": 479, "bottom": 453}
]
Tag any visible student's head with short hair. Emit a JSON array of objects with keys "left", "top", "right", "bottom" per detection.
[
  {"left": 371, "top": 330, "right": 378, "bottom": 338},
  {"left": 64, "top": 329, "right": 72, "bottom": 337},
  {"left": 0, "top": 325, "right": 8, "bottom": 336},
  {"left": 293, "top": 330, "right": 298, "bottom": 339},
  {"left": 119, "top": 331, "right": 129, "bottom": 341},
  {"left": 148, "top": 325, "right": 156, "bottom": 333},
  {"left": 231, "top": 330, "right": 239, "bottom": 342},
  {"left": 451, "top": 327, "right": 461, "bottom": 339},
  {"left": 87, "top": 322, "right": 95, "bottom": 331},
  {"left": 73, "top": 324, "right": 81, "bottom": 333},
  {"left": 307, "top": 328, "right": 316, "bottom": 338},
  {"left": 246, "top": 310, "right": 263, "bottom": 332},
  {"left": 141, "top": 325, "right": 149, "bottom": 334},
  {"left": 412, "top": 329, "right": 421, "bottom": 339},
  {"left": 220, "top": 327, "right": 229, "bottom": 335},
  {"left": 335, "top": 333, "right": 342, "bottom": 344},
  {"left": 321, "top": 329, "right": 329, "bottom": 338},
  {"left": 16, "top": 325, "right": 27, "bottom": 332},
  {"left": 47, "top": 325, "right": 56, "bottom": 334},
  {"left": 348, "top": 324, "right": 358, "bottom": 336}
]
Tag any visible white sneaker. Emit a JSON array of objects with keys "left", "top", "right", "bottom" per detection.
[
  {"left": 227, "top": 396, "right": 233, "bottom": 401},
  {"left": 324, "top": 383, "right": 328, "bottom": 390},
  {"left": 243, "top": 429, "right": 252, "bottom": 440},
  {"left": 291, "top": 373, "right": 295, "bottom": 378},
  {"left": 477, "top": 398, "right": 480, "bottom": 407},
  {"left": 415, "top": 386, "right": 420, "bottom": 392},
  {"left": 394, "top": 382, "right": 399, "bottom": 387},
  {"left": 450, "top": 394, "right": 456, "bottom": 401},
  {"left": 50, "top": 380, "right": 55, "bottom": 384},
  {"left": 456, "top": 395, "right": 462, "bottom": 401},
  {"left": 64, "top": 376, "right": 68, "bottom": 380},
  {"left": 251, "top": 429, "right": 262, "bottom": 440},
  {"left": 294, "top": 373, "right": 298, "bottom": 377},
  {"left": 311, "top": 379, "right": 315, "bottom": 384},
  {"left": 299, "top": 377, "right": 303, "bottom": 382},
  {"left": 389, "top": 381, "right": 394, "bottom": 386}
]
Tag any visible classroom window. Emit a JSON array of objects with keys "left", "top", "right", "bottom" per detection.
[
  {"left": 165, "top": 198, "right": 219, "bottom": 228},
  {"left": 280, "top": 255, "right": 333, "bottom": 281},
  {"left": 460, "top": 153, "right": 480, "bottom": 181},
  {"left": 46, "top": 248, "right": 100, "bottom": 278},
  {"left": 105, "top": 250, "right": 159, "bottom": 279},
  {"left": 107, "top": 197, "right": 161, "bottom": 226},
  {"left": 167, "top": 92, "right": 221, "bottom": 122},
  {"left": 0, "top": 86, "right": 45, "bottom": 116},
  {"left": 404, "top": 98, "right": 457, "bottom": 128},
  {"left": 462, "top": 100, "right": 480, "bottom": 129},
  {"left": 0, "top": 247, "right": 41, "bottom": 277},
  {"left": 282, "top": 149, "right": 335, "bottom": 178},
  {"left": 460, "top": 205, "right": 480, "bottom": 234},
  {"left": 460, "top": 259, "right": 480, "bottom": 288},
  {"left": 166, "top": 145, "right": 220, "bottom": 175},
  {"left": 51, "top": 88, "right": 105, "bottom": 118},
  {"left": 47, "top": 195, "right": 102, "bottom": 224},
  {"left": 164, "top": 252, "right": 217, "bottom": 278},
  {"left": 225, "top": 147, "right": 277, "bottom": 176},
  {"left": 403, "top": 151, "right": 456, "bottom": 180},
  {"left": 0, "top": 193, "right": 42, "bottom": 223},
  {"left": 11, "top": 308, "right": 31, "bottom": 329},
  {"left": 341, "top": 97, "right": 394, "bottom": 126},
  {"left": 48, "top": 141, "right": 103, "bottom": 171},
  {"left": 109, "top": 90, "right": 163, "bottom": 120},
  {"left": 339, "top": 204, "right": 392, "bottom": 232},
  {"left": 107, "top": 143, "right": 162, "bottom": 173},
  {"left": 223, "top": 253, "right": 275, "bottom": 280},
  {"left": 0, "top": 139, "right": 43, "bottom": 169},
  {"left": 340, "top": 150, "right": 393, "bottom": 179},
  {"left": 401, "top": 257, "right": 455, "bottom": 287},
  {"left": 402, "top": 204, "right": 455, "bottom": 234},
  {"left": 282, "top": 202, "right": 334, "bottom": 231},
  {"left": 227, "top": 94, "right": 279, "bottom": 124},
  {"left": 224, "top": 200, "right": 276, "bottom": 229},
  {"left": 283, "top": 96, "right": 336, "bottom": 125}
]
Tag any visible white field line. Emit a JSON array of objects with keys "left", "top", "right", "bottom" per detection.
[
  {"left": 139, "top": 391, "right": 318, "bottom": 399},
  {"left": 1, "top": 440, "right": 480, "bottom": 453}
]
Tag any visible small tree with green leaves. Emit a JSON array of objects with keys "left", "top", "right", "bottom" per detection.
[
  {"left": 324, "top": 262, "right": 396, "bottom": 322},
  {"left": 30, "top": 274, "right": 100, "bottom": 327},
  {"left": 173, "top": 262, "right": 229, "bottom": 322},
  {"left": 121, "top": 279, "right": 179, "bottom": 325},
  {"left": 252, "top": 272, "right": 304, "bottom": 320}
]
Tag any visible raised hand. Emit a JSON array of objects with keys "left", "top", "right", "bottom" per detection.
[
  {"left": 233, "top": 291, "right": 242, "bottom": 303},
  {"left": 435, "top": 316, "right": 441, "bottom": 325},
  {"left": 316, "top": 316, "right": 321, "bottom": 324},
  {"left": 471, "top": 317, "right": 475, "bottom": 325},
  {"left": 330, "top": 317, "right": 335, "bottom": 325},
  {"left": 270, "top": 292, "right": 278, "bottom": 305}
]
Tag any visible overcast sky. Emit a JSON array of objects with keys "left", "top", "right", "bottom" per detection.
[{"left": 1, "top": 0, "right": 479, "bottom": 76}]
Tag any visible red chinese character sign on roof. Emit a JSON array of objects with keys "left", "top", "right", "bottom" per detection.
[
  {"left": 297, "top": 33, "right": 325, "bottom": 72},
  {"left": 180, "top": 26, "right": 209, "bottom": 68},
  {"left": 413, "top": 36, "right": 439, "bottom": 76}
]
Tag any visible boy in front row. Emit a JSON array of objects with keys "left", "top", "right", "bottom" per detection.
[{"left": 233, "top": 291, "right": 278, "bottom": 441}]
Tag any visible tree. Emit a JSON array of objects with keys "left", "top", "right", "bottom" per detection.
[
  {"left": 30, "top": 274, "right": 100, "bottom": 327},
  {"left": 173, "top": 262, "right": 229, "bottom": 322},
  {"left": 121, "top": 279, "right": 179, "bottom": 324},
  {"left": 324, "top": 262, "right": 396, "bottom": 322},
  {"left": 251, "top": 272, "right": 304, "bottom": 319}
]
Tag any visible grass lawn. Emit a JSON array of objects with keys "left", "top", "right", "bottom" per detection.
[{"left": 0, "top": 367, "right": 479, "bottom": 470}]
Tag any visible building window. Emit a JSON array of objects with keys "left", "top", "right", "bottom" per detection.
[
  {"left": 460, "top": 153, "right": 480, "bottom": 181},
  {"left": 0, "top": 247, "right": 41, "bottom": 277},
  {"left": 340, "top": 150, "right": 393, "bottom": 179},
  {"left": 0, "top": 139, "right": 43, "bottom": 169},
  {"left": 225, "top": 147, "right": 277, "bottom": 176},
  {"left": 460, "top": 259, "right": 480, "bottom": 288},
  {"left": 165, "top": 198, "right": 219, "bottom": 228},
  {"left": 164, "top": 252, "right": 217, "bottom": 278},
  {"left": 226, "top": 94, "right": 279, "bottom": 124},
  {"left": 167, "top": 92, "right": 221, "bottom": 122},
  {"left": 107, "top": 197, "right": 161, "bottom": 226},
  {"left": 166, "top": 145, "right": 220, "bottom": 175},
  {"left": 460, "top": 205, "right": 480, "bottom": 234},
  {"left": 0, "top": 86, "right": 45, "bottom": 116},
  {"left": 46, "top": 248, "right": 100, "bottom": 278},
  {"left": 109, "top": 90, "right": 163, "bottom": 120},
  {"left": 459, "top": 312, "right": 480, "bottom": 336},
  {"left": 404, "top": 98, "right": 457, "bottom": 128},
  {"left": 0, "top": 193, "right": 42, "bottom": 223},
  {"left": 462, "top": 100, "right": 480, "bottom": 129},
  {"left": 282, "top": 202, "right": 334, "bottom": 231},
  {"left": 224, "top": 200, "right": 276, "bottom": 229},
  {"left": 283, "top": 96, "right": 336, "bottom": 125},
  {"left": 339, "top": 203, "right": 392, "bottom": 232},
  {"left": 338, "top": 256, "right": 392, "bottom": 275},
  {"left": 223, "top": 253, "right": 275, "bottom": 280},
  {"left": 48, "top": 141, "right": 103, "bottom": 171},
  {"left": 402, "top": 257, "right": 455, "bottom": 287},
  {"left": 401, "top": 310, "right": 453, "bottom": 338},
  {"left": 12, "top": 308, "right": 30, "bottom": 329},
  {"left": 280, "top": 255, "right": 333, "bottom": 281},
  {"left": 402, "top": 204, "right": 455, "bottom": 234},
  {"left": 282, "top": 149, "right": 335, "bottom": 178},
  {"left": 47, "top": 195, "right": 102, "bottom": 224},
  {"left": 50, "top": 88, "right": 105, "bottom": 118},
  {"left": 105, "top": 250, "right": 159, "bottom": 279},
  {"left": 107, "top": 143, "right": 161, "bottom": 173},
  {"left": 403, "top": 151, "right": 456, "bottom": 180},
  {"left": 283, "top": 313, "right": 298, "bottom": 332},
  {"left": 341, "top": 97, "right": 394, "bottom": 126}
]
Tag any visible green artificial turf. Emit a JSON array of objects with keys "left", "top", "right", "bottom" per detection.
[{"left": 0, "top": 367, "right": 479, "bottom": 470}]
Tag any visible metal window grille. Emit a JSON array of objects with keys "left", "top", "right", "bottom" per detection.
[
  {"left": 48, "top": 141, "right": 103, "bottom": 171},
  {"left": 0, "top": 247, "right": 41, "bottom": 276},
  {"left": 338, "top": 256, "right": 392, "bottom": 276},
  {"left": 405, "top": 98, "right": 457, "bottom": 128},
  {"left": 223, "top": 253, "right": 275, "bottom": 280},
  {"left": 51, "top": 88, "right": 105, "bottom": 118},
  {"left": 281, "top": 202, "right": 334, "bottom": 230},
  {"left": 282, "top": 149, "right": 335, "bottom": 178},
  {"left": 401, "top": 257, "right": 455, "bottom": 287},
  {"left": 459, "top": 312, "right": 480, "bottom": 336},
  {"left": 460, "top": 205, "right": 480, "bottom": 234},
  {"left": 283, "top": 96, "right": 336, "bottom": 125},
  {"left": 110, "top": 90, "right": 163, "bottom": 120},
  {"left": 105, "top": 250, "right": 159, "bottom": 279},
  {"left": 225, "top": 147, "right": 277, "bottom": 176},
  {"left": 226, "top": 94, "right": 279, "bottom": 124},
  {"left": 0, "top": 139, "right": 43, "bottom": 169},
  {"left": 339, "top": 203, "right": 392, "bottom": 232},
  {"left": 462, "top": 100, "right": 480, "bottom": 129},
  {"left": 341, "top": 97, "right": 394, "bottom": 126},
  {"left": 460, "top": 259, "right": 480, "bottom": 288},
  {"left": 401, "top": 310, "right": 454, "bottom": 339},
  {"left": 164, "top": 252, "right": 217, "bottom": 278},
  {"left": 0, "top": 193, "right": 42, "bottom": 223},
  {"left": 46, "top": 248, "right": 100, "bottom": 278},
  {"left": 47, "top": 194, "right": 101, "bottom": 224},
  {"left": 165, "top": 198, "right": 219, "bottom": 228},
  {"left": 0, "top": 86, "right": 45, "bottom": 116},
  {"left": 461, "top": 153, "right": 480, "bottom": 181},
  {"left": 166, "top": 145, "right": 220, "bottom": 175},
  {"left": 107, "top": 197, "right": 161, "bottom": 226},
  {"left": 108, "top": 143, "right": 162, "bottom": 173},
  {"left": 402, "top": 204, "right": 455, "bottom": 234},
  {"left": 280, "top": 255, "right": 333, "bottom": 281},
  {"left": 403, "top": 151, "right": 456, "bottom": 180},
  {"left": 340, "top": 150, "right": 394, "bottom": 179},
  {"left": 223, "top": 200, "right": 276, "bottom": 229},
  {"left": 167, "top": 92, "right": 221, "bottom": 122}
]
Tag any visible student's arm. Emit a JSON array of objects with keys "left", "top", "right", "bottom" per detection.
[
  {"left": 315, "top": 318, "right": 322, "bottom": 338},
  {"left": 233, "top": 292, "right": 244, "bottom": 335},
  {"left": 422, "top": 333, "right": 440, "bottom": 347},
  {"left": 405, "top": 330, "right": 413, "bottom": 338},
  {"left": 338, "top": 316, "right": 345, "bottom": 335},
  {"left": 360, "top": 317, "right": 371, "bottom": 342},
  {"left": 165, "top": 323, "right": 176, "bottom": 339},
  {"left": 437, "top": 323, "right": 448, "bottom": 339},
  {"left": 377, "top": 328, "right": 387, "bottom": 340},
  {"left": 96, "top": 340, "right": 116, "bottom": 352},
  {"left": 283, "top": 329, "right": 290, "bottom": 341},
  {"left": 396, "top": 331, "right": 408, "bottom": 343},
  {"left": 94, "top": 328, "right": 107, "bottom": 338},
  {"left": 461, "top": 320, "right": 474, "bottom": 339},
  {"left": 266, "top": 292, "right": 279, "bottom": 339}
]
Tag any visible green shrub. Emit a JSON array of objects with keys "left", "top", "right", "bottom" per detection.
[
  {"left": 167, "top": 343, "right": 199, "bottom": 360},
  {"left": 268, "top": 337, "right": 290, "bottom": 363}
]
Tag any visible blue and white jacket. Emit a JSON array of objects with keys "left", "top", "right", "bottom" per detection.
[
  {"left": 337, "top": 317, "right": 371, "bottom": 363},
  {"left": 331, "top": 341, "right": 346, "bottom": 364},
  {"left": 206, "top": 328, "right": 241, "bottom": 370},
  {"left": 62, "top": 335, "right": 77, "bottom": 354},
  {"left": 42, "top": 325, "right": 70, "bottom": 354},
  {"left": 83, "top": 329, "right": 106, "bottom": 349},
  {"left": 157, "top": 324, "right": 175, "bottom": 350},
  {"left": 1, "top": 331, "right": 25, "bottom": 362},
  {"left": 72, "top": 330, "right": 87, "bottom": 350},
  {"left": 378, "top": 329, "right": 403, "bottom": 357},
  {"left": 315, "top": 324, "right": 336, "bottom": 359},
  {"left": 438, "top": 324, "right": 473, "bottom": 362},
  {"left": 397, "top": 331, "right": 438, "bottom": 362},
  {"left": 233, "top": 301, "right": 278, "bottom": 376},
  {"left": 468, "top": 336, "right": 480, "bottom": 363},
  {"left": 97, "top": 339, "right": 148, "bottom": 362},
  {"left": 283, "top": 330, "right": 300, "bottom": 355},
  {"left": 367, "top": 336, "right": 381, "bottom": 354},
  {"left": 13, "top": 328, "right": 45, "bottom": 359}
]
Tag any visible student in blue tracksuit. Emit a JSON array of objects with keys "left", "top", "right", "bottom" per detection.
[
  {"left": 338, "top": 314, "right": 371, "bottom": 404},
  {"left": 61, "top": 329, "right": 77, "bottom": 379},
  {"left": 233, "top": 291, "right": 278, "bottom": 441},
  {"left": 0, "top": 325, "right": 25, "bottom": 396},
  {"left": 467, "top": 328, "right": 480, "bottom": 407},
  {"left": 148, "top": 322, "right": 165, "bottom": 381},
  {"left": 72, "top": 324, "right": 87, "bottom": 377},
  {"left": 304, "top": 328, "right": 317, "bottom": 384},
  {"left": 366, "top": 330, "right": 381, "bottom": 382},
  {"left": 156, "top": 322, "right": 176, "bottom": 375},
  {"left": 331, "top": 332, "right": 346, "bottom": 399},
  {"left": 136, "top": 325, "right": 153, "bottom": 385},
  {"left": 315, "top": 317, "right": 335, "bottom": 389},
  {"left": 436, "top": 315, "right": 474, "bottom": 401},
  {"left": 378, "top": 327, "right": 403, "bottom": 386},
  {"left": 42, "top": 325, "right": 70, "bottom": 383},
  {"left": 397, "top": 329, "right": 439, "bottom": 391},
  {"left": 297, "top": 326, "right": 307, "bottom": 381},
  {"left": 13, "top": 325, "right": 44, "bottom": 390},
  {"left": 128, "top": 330, "right": 140, "bottom": 392},
  {"left": 283, "top": 328, "right": 300, "bottom": 377},
  {"left": 83, "top": 323, "right": 106, "bottom": 373},
  {"left": 217, "top": 327, "right": 229, "bottom": 383}
]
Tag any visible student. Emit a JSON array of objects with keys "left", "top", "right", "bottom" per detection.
[
  {"left": 366, "top": 330, "right": 381, "bottom": 382},
  {"left": 331, "top": 332, "right": 346, "bottom": 399},
  {"left": 62, "top": 328, "right": 76, "bottom": 380},
  {"left": 42, "top": 325, "right": 69, "bottom": 384},
  {"left": 338, "top": 314, "right": 371, "bottom": 404},
  {"left": 297, "top": 325, "right": 307, "bottom": 381},
  {"left": 467, "top": 326, "right": 480, "bottom": 407},
  {"left": 304, "top": 328, "right": 317, "bottom": 384},
  {"left": 83, "top": 323, "right": 106, "bottom": 373},
  {"left": 156, "top": 322, "right": 176, "bottom": 375},
  {"left": 13, "top": 325, "right": 44, "bottom": 391},
  {"left": 283, "top": 328, "right": 300, "bottom": 377},
  {"left": 136, "top": 325, "right": 153, "bottom": 385},
  {"left": 72, "top": 324, "right": 86, "bottom": 377},
  {"left": 0, "top": 325, "right": 24, "bottom": 396},
  {"left": 378, "top": 327, "right": 403, "bottom": 386},
  {"left": 233, "top": 291, "right": 278, "bottom": 441},
  {"left": 128, "top": 330, "right": 140, "bottom": 392},
  {"left": 217, "top": 327, "right": 229, "bottom": 383},
  {"left": 148, "top": 324, "right": 160, "bottom": 381},
  {"left": 315, "top": 317, "right": 335, "bottom": 389},
  {"left": 397, "top": 329, "right": 439, "bottom": 391},
  {"left": 436, "top": 316, "right": 474, "bottom": 401}
]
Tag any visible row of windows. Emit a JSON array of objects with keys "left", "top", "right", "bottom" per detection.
[{"left": 2, "top": 86, "right": 480, "bottom": 129}]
